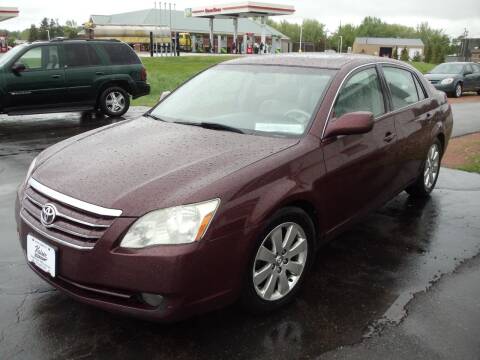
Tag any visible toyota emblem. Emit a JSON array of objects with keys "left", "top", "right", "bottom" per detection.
[{"left": 41, "top": 203, "right": 57, "bottom": 226}]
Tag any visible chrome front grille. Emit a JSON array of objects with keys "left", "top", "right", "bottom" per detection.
[{"left": 20, "top": 178, "right": 122, "bottom": 250}]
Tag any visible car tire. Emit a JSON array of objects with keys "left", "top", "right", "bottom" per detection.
[
  {"left": 99, "top": 86, "right": 130, "bottom": 117},
  {"left": 453, "top": 83, "right": 463, "bottom": 98},
  {"left": 405, "top": 138, "right": 443, "bottom": 198},
  {"left": 240, "top": 207, "right": 315, "bottom": 314}
]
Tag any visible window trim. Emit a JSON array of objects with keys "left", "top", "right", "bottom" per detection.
[
  {"left": 331, "top": 65, "right": 387, "bottom": 121},
  {"left": 321, "top": 62, "right": 432, "bottom": 140}
]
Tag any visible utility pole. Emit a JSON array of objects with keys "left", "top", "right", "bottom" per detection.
[
  {"left": 154, "top": 1, "right": 158, "bottom": 56},
  {"left": 462, "top": 28, "right": 469, "bottom": 60},
  {"left": 299, "top": 22, "right": 303, "bottom": 53},
  {"left": 169, "top": 3, "right": 172, "bottom": 56},
  {"left": 338, "top": 35, "right": 343, "bottom": 53}
]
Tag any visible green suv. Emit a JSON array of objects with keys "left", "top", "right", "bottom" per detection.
[{"left": 0, "top": 39, "right": 150, "bottom": 117}]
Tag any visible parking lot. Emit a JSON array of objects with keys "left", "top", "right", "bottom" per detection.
[{"left": 1, "top": 100, "right": 480, "bottom": 359}]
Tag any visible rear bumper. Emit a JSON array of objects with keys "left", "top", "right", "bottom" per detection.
[
  {"left": 15, "top": 193, "right": 256, "bottom": 322},
  {"left": 131, "top": 82, "right": 151, "bottom": 99}
]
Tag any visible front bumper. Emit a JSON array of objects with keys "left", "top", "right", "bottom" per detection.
[
  {"left": 15, "top": 192, "right": 255, "bottom": 322},
  {"left": 429, "top": 81, "right": 456, "bottom": 94}
]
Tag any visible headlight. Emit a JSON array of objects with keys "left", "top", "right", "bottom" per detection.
[
  {"left": 120, "top": 199, "right": 220, "bottom": 248},
  {"left": 23, "top": 156, "right": 37, "bottom": 187},
  {"left": 441, "top": 78, "right": 454, "bottom": 85}
]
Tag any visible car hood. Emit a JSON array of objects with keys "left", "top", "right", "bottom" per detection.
[
  {"left": 424, "top": 73, "right": 461, "bottom": 81},
  {"left": 32, "top": 117, "right": 298, "bottom": 216}
]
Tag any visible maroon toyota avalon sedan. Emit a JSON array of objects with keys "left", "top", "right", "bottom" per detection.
[{"left": 16, "top": 54, "right": 453, "bottom": 321}]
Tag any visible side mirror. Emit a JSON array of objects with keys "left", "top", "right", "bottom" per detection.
[
  {"left": 464, "top": 71, "right": 472, "bottom": 76},
  {"left": 11, "top": 63, "right": 26, "bottom": 73},
  {"left": 159, "top": 90, "right": 171, "bottom": 101},
  {"left": 324, "top": 111, "right": 374, "bottom": 138}
]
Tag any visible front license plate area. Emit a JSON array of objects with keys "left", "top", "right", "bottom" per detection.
[{"left": 27, "top": 234, "right": 56, "bottom": 277}]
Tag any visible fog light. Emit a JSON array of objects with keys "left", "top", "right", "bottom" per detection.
[{"left": 141, "top": 293, "right": 164, "bottom": 307}]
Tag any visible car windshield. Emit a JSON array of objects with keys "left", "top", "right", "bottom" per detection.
[
  {"left": 0, "top": 44, "right": 28, "bottom": 67},
  {"left": 150, "top": 64, "right": 335, "bottom": 137},
  {"left": 430, "top": 63, "right": 465, "bottom": 74}
]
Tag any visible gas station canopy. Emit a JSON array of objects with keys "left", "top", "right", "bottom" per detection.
[
  {"left": 189, "top": 2, "right": 294, "bottom": 53},
  {"left": 0, "top": 6, "right": 19, "bottom": 22},
  {"left": 190, "top": 2, "right": 295, "bottom": 18}
]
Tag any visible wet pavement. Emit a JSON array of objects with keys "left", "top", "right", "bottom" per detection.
[
  {"left": 450, "top": 100, "right": 480, "bottom": 137},
  {"left": 1, "top": 108, "right": 480, "bottom": 359}
]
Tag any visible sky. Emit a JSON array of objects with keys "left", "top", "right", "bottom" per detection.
[{"left": 2, "top": 0, "right": 480, "bottom": 38}]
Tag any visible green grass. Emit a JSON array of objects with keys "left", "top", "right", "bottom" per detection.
[
  {"left": 458, "top": 154, "right": 480, "bottom": 174},
  {"left": 409, "top": 61, "right": 436, "bottom": 74},
  {"left": 132, "top": 56, "right": 237, "bottom": 107}
]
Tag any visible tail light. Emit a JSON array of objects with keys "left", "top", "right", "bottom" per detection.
[{"left": 140, "top": 66, "right": 147, "bottom": 81}]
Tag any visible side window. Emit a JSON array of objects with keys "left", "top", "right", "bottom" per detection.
[
  {"left": 465, "top": 64, "right": 473, "bottom": 74},
  {"left": 65, "top": 43, "right": 102, "bottom": 67},
  {"left": 333, "top": 67, "right": 385, "bottom": 118},
  {"left": 472, "top": 64, "right": 480, "bottom": 73},
  {"left": 413, "top": 75, "right": 427, "bottom": 101},
  {"left": 100, "top": 43, "right": 141, "bottom": 65},
  {"left": 87, "top": 44, "right": 102, "bottom": 66},
  {"left": 16, "top": 47, "right": 43, "bottom": 70},
  {"left": 46, "top": 45, "right": 60, "bottom": 69},
  {"left": 383, "top": 67, "right": 419, "bottom": 109}
]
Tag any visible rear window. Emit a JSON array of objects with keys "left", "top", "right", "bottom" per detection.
[{"left": 99, "top": 43, "right": 140, "bottom": 65}]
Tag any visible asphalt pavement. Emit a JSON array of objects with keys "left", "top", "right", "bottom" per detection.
[{"left": 0, "top": 104, "right": 480, "bottom": 359}]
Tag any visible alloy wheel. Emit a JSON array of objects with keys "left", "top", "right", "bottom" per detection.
[
  {"left": 105, "top": 91, "right": 126, "bottom": 113},
  {"left": 455, "top": 84, "right": 462, "bottom": 97},
  {"left": 252, "top": 222, "right": 308, "bottom": 301},
  {"left": 424, "top": 143, "right": 440, "bottom": 190}
]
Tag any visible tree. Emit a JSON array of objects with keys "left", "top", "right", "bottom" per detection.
[
  {"left": 400, "top": 47, "right": 409, "bottom": 61},
  {"left": 28, "top": 24, "right": 38, "bottom": 42},
  {"left": 392, "top": 46, "right": 399, "bottom": 59},
  {"left": 412, "top": 51, "right": 421, "bottom": 62},
  {"left": 39, "top": 17, "right": 49, "bottom": 40}
]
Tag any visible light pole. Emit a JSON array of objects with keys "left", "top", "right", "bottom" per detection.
[{"left": 338, "top": 35, "right": 343, "bottom": 53}]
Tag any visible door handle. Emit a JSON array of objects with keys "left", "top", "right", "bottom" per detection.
[
  {"left": 51, "top": 74, "right": 61, "bottom": 79},
  {"left": 96, "top": 72, "right": 104, "bottom": 75},
  {"left": 383, "top": 132, "right": 396, "bottom": 143}
]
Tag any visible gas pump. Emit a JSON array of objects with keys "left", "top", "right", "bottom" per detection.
[{"left": 245, "top": 32, "right": 254, "bottom": 54}]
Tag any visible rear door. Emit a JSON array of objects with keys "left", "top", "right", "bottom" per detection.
[
  {"left": 381, "top": 65, "right": 435, "bottom": 185},
  {"left": 3, "top": 44, "right": 65, "bottom": 111},
  {"left": 63, "top": 43, "right": 106, "bottom": 104},
  {"left": 321, "top": 65, "right": 400, "bottom": 231}
]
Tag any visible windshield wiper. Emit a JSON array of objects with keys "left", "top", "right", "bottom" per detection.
[{"left": 173, "top": 121, "right": 245, "bottom": 134}]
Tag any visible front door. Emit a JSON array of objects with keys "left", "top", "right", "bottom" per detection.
[
  {"left": 3, "top": 44, "right": 65, "bottom": 112},
  {"left": 63, "top": 43, "right": 106, "bottom": 105},
  {"left": 321, "top": 66, "right": 400, "bottom": 232},
  {"left": 463, "top": 64, "right": 477, "bottom": 91}
]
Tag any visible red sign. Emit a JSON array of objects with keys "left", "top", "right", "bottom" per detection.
[{"left": 204, "top": 7, "right": 222, "bottom": 13}]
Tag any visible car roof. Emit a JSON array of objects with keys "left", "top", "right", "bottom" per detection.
[
  {"left": 28, "top": 39, "right": 122, "bottom": 45},
  {"left": 224, "top": 53, "right": 405, "bottom": 70}
]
